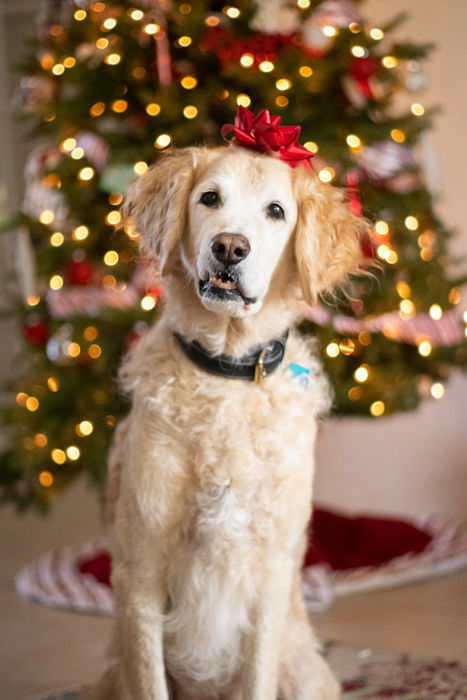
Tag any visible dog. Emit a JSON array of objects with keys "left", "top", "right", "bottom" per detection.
[{"left": 83, "top": 138, "right": 367, "bottom": 699}]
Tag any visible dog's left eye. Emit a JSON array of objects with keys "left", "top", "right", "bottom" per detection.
[{"left": 267, "top": 202, "right": 285, "bottom": 220}]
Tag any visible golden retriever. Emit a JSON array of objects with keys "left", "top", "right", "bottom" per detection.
[{"left": 83, "top": 145, "right": 366, "bottom": 699}]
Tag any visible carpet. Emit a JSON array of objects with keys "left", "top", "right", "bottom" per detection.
[
  {"left": 16, "top": 509, "right": 467, "bottom": 615},
  {"left": 35, "top": 642, "right": 467, "bottom": 699}
]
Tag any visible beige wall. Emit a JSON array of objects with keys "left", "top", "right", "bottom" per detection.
[{"left": 315, "top": 0, "right": 467, "bottom": 521}]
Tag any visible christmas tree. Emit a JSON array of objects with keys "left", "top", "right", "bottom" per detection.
[{"left": 2, "top": 0, "right": 466, "bottom": 511}]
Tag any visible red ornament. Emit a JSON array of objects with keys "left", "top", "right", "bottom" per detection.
[
  {"left": 222, "top": 107, "right": 314, "bottom": 170},
  {"left": 65, "top": 259, "right": 97, "bottom": 286},
  {"left": 200, "top": 28, "right": 296, "bottom": 68},
  {"left": 348, "top": 56, "right": 379, "bottom": 98},
  {"left": 148, "top": 285, "right": 163, "bottom": 300},
  {"left": 346, "top": 171, "right": 362, "bottom": 217},
  {"left": 23, "top": 317, "right": 49, "bottom": 346}
]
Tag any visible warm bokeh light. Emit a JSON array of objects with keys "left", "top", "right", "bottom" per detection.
[
  {"left": 134, "top": 161, "right": 149, "bottom": 175},
  {"left": 146, "top": 102, "right": 161, "bottom": 116},
  {"left": 240, "top": 54, "right": 254, "bottom": 68},
  {"left": 370, "top": 28, "right": 384, "bottom": 40},
  {"left": 326, "top": 342, "right": 340, "bottom": 358},
  {"left": 431, "top": 383, "right": 445, "bottom": 400},
  {"left": 141, "top": 295, "right": 157, "bottom": 310},
  {"left": 84, "top": 326, "right": 98, "bottom": 342},
  {"left": 39, "top": 471, "right": 54, "bottom": 487},
  {"left": 104, "top": 250, "right": 119, "bottom": 265},
  {"left": 73, "top": 225, "right": 89, "bottom": 241},
  {"left": 26, "top": 397, "right": 39, "bottom": 412},
  {"left": 370, "top": 401, "right": 385, "bottom": 417},
  {"left": 144, "top": 23, "right": 160, "bottom": 35},
  {"left": 66, "top": 445, "right": 81, "bottom": 460},
  {"left": 78, "top": 167, "right": 94, "bottom": 181},
  {"left": 411, "top": 103, "right": 425, "bottom": 116},
  {"left": 390, "top": 129, "right": 405, "bottom": 143},
  {"left": 67, "top": 342, "right": 81, "bottom": 357},
  {"left": 382, "top": 55, "right": 398, "bottom": 69},
  {"left": 396, "top": 282, "right": 411, "bottom": 299},
  {"left": 155, "top": 134, "right": 171, "bottom": 149},
  {"left": 405, "top": 216, "right": 419, "bottom": 231},
  {"left": 111, "top": 99, "right": 128, "bottom": 113},
  {"left": 50, "top": 232, "right": 64, "bottom": 246},
  {"left": 51, "top": 448, "right": 66, "bottom": 464},
  {"left": 236, "top": 94, "right": 251, "bottom": 107},
  {"left": 259, "top": 61, "right": 274, "bottom": 73},
  {"left": 354, "top": 365, "right": 369, "bottom": 383},
  {"left": 322, "top": 25, "right": 337, "bottom": 37},
  {"left": 105, "top": 211, "right": 122, "bottom": 225},
  {"left": 181, "top": 76, "right": 197, "bottom": 89},
  {"left": 76, "top": 421, "right": 94, "bottom": 437},
  {"left": 375, "top": 220, "right": 389, "bottom": 235},
  {"left": 276, "top": 79, "right": 292, "bottom": 91},
  {"left": 89, "top": 102, "right": 105, "bottom": 117},
  {"left": 429, "top": 304, "right": 443, "bottom": 320},
  {"left": 183, "top": 105, "right": 198, "bottom": 119},
  {"left": 346, "top": 134, "right": 361, "bottom": 148},
  {"left": 45, "top": 379, "right": 59, "bottom": 396},
  {"left": 178, "top": 36, "right": 192, "bottom": 47},
  {"left": 49, "top": 275, "right": 64, "bottom": 290},
  {"left": 318, "top": 167, "right": 335, "bottom": 183},
  {"left": 418, "top": 340, "right": 432, "bottom": 357},
  {"left": 105, "top": 53, "right": 121, "bottom": 65},
  {"left": 224, "top": 6, "right": 241, "bottom": 18},
  {"left": 88, "top": 344, "right": 102, "bottom": 359}
]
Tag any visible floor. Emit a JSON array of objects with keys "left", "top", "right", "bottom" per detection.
[{"left": 1, "top": 481, "right": 467, "bottom": 700}]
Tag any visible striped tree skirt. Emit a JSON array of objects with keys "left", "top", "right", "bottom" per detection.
[{"left": 16, "top": 510, "right": 467, "bottom": 615}]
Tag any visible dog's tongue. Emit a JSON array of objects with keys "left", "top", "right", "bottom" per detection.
[{"left": 210, "top": 275, "right": 237, "bottom": 290}]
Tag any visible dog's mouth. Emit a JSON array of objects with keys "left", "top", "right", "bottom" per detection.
[{"left": 199, "top": 271, "right": 257, "bottom": 305}]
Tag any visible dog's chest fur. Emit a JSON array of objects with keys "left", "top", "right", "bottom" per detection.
[{"left": 113, "top": 325, "right": 330, "bottom": 685}]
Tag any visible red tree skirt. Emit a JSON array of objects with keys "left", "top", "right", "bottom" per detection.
[{"left": 16, "top": 507, "right": 467, "bottom": 615}]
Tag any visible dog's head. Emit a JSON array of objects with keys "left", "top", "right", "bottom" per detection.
[{"left": 123, "top": 146, "right": 368, "bottom": 317}]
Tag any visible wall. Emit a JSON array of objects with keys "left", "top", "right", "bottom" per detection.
[{"left": 315, "top": 0, "right": 467, "bottom": 521}]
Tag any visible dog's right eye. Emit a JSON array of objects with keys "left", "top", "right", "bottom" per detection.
[{"left": 199, "top": 191, "right": 219, "bottom": 207}]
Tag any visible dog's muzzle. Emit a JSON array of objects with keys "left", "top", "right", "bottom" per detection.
[{"left": 199, "top": 233, "right": 256, "bottom": 305}]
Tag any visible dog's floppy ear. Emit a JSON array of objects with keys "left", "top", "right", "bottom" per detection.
[
  {"left": 293, "top": 166, "right": 370, "bottom": 305},
  {"left": 122, "top": 148, "right": 198, "bottom": 275}
]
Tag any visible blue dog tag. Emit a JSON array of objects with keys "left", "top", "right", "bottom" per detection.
[{"left": 287, "top": 362, "right": 311, "bottom": 388}]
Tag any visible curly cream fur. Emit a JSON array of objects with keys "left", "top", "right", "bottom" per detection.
[{"left": 83, "top": 147, "right": 367, "bottom": 700}]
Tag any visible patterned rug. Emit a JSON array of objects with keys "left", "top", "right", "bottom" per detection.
[{"left": 35, "top": 642, "right": 467, "bottom": 699}]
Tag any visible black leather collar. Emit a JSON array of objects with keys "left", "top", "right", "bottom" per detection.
[{"left": 174, "top": 330, "right": 289, "bottom": 383}]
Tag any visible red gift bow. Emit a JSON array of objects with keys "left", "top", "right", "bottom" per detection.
[{"left": 221, "top": 107, "right": 314, "bottom": 170}]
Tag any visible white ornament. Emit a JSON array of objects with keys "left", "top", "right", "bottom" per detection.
[
  {"left": 251, "top": 0, "right": 300, "bottom": 35},
  {"left": 16, "top": 227, "right": 38, "bottom": 303}
]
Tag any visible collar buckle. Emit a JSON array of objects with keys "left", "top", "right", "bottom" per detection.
[{"left": 254, "top": 347, "right": 269, "bottom": 384}]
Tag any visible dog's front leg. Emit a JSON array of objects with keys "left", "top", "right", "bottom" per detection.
[
  {"left": 113, "top": 565, "right": 170, "bottom": 700},
  {"left": 242, "top": 564, "right": 293, "bottom": 700}
]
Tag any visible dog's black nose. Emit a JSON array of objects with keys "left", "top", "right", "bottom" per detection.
[{"left": 210, "top": 233, "right": 250, "bottom": 265}]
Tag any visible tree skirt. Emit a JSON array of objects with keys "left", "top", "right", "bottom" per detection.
[
  {"left": 16, "top": 508, "right": 467, "bottom": 615},
  {"left": 35, "top": 643, "right": 467, "bottom": 699}
]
